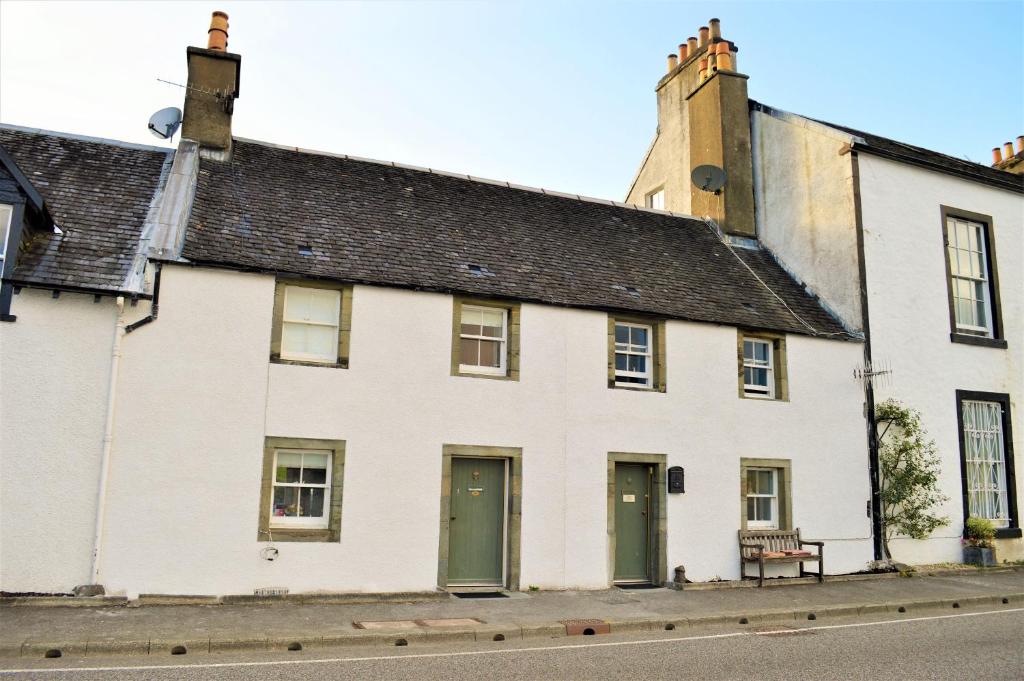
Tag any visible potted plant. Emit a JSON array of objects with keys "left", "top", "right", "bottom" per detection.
[{"left": 963, "top": 517, "right": 997, "bottom": 566}]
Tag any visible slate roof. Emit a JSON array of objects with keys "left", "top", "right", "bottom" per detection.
[
  {"left": 832, "top": 123, "right": 1023, "bottom": 194},
  {"left": 0, "top": 126, "right": 171, "bottom": 292},
  {"left": 182, "top": 139, "right": 851, "bottom": 338}
]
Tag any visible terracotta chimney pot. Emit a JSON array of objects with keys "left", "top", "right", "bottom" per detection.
[
  {"left": 709, "top": 18, "right": 721, "bottom": 40},
  {"left": 698, "top": 26, "right": 710, "bottom": 47},
  {"left": 1016, "top": 136, "right": 1024, "bottom": 154},
  {"left": 207, "top": 11, "right": 229, "bottom": 51},
  {"left": 678, "top": 43, "right": 688, "bottom": 61},
  {"left": 992, "top": 147, "right": 1003, "bottom": 164},
  {"left": 1004, "top": 142, "right": 1014, "bottom": 159},
  {"left": 698, "top": 57, "right": 708, "bottom": 80},
  {"left": 667, "top": 53, "right": 679, "bottom": 72},
  {"left": 716, "top": 43, "right": 733, "bottom": 70}
]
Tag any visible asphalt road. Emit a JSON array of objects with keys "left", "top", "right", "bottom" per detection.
[{"left": 2, "top": 608, "right": 1022, "bottom": 680}]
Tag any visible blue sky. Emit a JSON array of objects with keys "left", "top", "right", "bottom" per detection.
[{"left": 1, "top": 1, "right": 1021, "bottom": 200}]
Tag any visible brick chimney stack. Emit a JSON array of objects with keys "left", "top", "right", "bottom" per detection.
[{"left": 181, "top": 11, "right": 241, "bottom": 159}]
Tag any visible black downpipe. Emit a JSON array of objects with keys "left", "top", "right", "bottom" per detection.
[
  {"left": 125, "top": 262, "right": 162, "bottom": 334},
  {"left": 852, "top": 152, "right": 884, "bottom": 562}
]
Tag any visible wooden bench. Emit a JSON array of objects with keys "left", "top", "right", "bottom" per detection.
[{"left": 738, "top": 528, "right": 823, "bottom": 587}]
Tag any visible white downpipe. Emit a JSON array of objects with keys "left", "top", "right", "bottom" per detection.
[{"left": 89, "top": 296, "right": 126, "bottom": 587}]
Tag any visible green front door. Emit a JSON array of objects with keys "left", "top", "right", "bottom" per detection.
[
  {"left": 614, "top": 463, "right": 652, "bottom": 583},
  {"left": 448, "top": 458, "right": 506, "bottom": 586}
]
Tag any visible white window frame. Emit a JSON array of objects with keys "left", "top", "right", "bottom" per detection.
[
  {"left": 269, "top": 449, "right": 333, "bottom": 530},
  {"left": 614, "top": 321, "right": 653, "bottom": 388},
  {"left": 962, "top": 400, "right": 1010, "bottom": 528},
  {"left": 458, "top": 304, "right": 508, "bottom": 376},
  {"left": 645, "top": 188, "right": 665, "bottom": 211},
  {"left": 280, "top": 285, "right": 341, "bottom": 364},
  {"left": 746, "top": 467, "right": 779, "bottom": 530},
  {"left": 0, "top": 204, "right": 13, "bottom": 272},
  {"left": 743, "top": 337, "right": 775, "bottom": 399},
  {"left": 947, "top": 217, "right": 994, "bottom": 337}
]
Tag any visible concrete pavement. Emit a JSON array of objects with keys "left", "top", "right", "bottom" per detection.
[{"left": 1, "top": 569, "right": 1022, "bottom": 660}]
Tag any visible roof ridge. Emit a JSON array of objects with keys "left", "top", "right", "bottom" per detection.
[
  {"left": 232, "top": 135, "right": 706, "bottom": 223},
  {"left": 0, "top": 123, "right": 173, "bottom": 155},
  {"left": 749, "top": 99, "right": 1020, "bottom": 179}
]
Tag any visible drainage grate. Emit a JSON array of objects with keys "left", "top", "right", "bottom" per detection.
[
  {"left": 452, "top": 591, "right": 508, "bottom": 599},
  {"left": 561, "top": 619, "right": 611, "bottom": 636}
]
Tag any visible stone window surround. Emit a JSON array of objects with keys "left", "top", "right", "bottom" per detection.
[
  {"left": 954, "top": 390, "right": 1020, "bottom": 540},
  {"left": 607, "top": 315, "right": 667, "bottom": 392},
  {"left": 450, "top": 297, "right": 521, "bottom": 381},
  {"left": 939, "top": 206, "right": 1006, "bottom": 349},
  {"left": 436, "top": 444, "right": 523, "bottom": 591},
  {"left": 257, "top": 436, "right": 346, "bottom": 543},
  {"left": 270, "top": 278, "right": 354, "bottom": 369},
  {"left": 736, "top": 329, "right": 788, "bottom": 401},
  {"left": 739, "top": 457, "right": 793, "bottom": 532},
  {"left": 606, "top": 452, "right": 668, "bottom": 587}
]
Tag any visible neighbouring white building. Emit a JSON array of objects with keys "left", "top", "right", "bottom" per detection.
[
  {"left": 629, "top": 19, "right": 1023, "bottom": 565},
  {"left": 0, "top": 15, "right": 1018, "bottom": 599}
]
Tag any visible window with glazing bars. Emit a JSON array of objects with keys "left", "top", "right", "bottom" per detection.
[
  {"left": 280, "top": 286, "right": 341, "bottom": 363},
  {"left": 947, "top": 217, "right": 993, "bottom": 336},
  {"left": 459, "top": 305, "right": 507, "bottom": 375},
  {"left": 962, "top": 400, "right": 1009, "bottom": 527},
  {"left": 746, "top": 468, "right": 778, "bottom": 529},
  {"left": 271, "top": 449, "right": 332, "bottom": 529},
  {"left": 743, "top": 338, "right": 774, "bottom": 398},
  {"left": 615, "top": 322, "right": 652, "bottom": 387}
]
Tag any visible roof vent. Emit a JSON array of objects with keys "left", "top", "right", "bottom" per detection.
[
  {"left": 466, "top": 264, "right": 495, "bottom": 278},
  {"left": 298, "top": 245, "right": 313, "bottom": 256},
  {"left": 613, "top": 285, "right": 641, "bottom": 298}
]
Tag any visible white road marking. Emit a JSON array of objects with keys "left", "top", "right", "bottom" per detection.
[{"left": 1, "top": 607, "right": 1021, "bottom": 676}]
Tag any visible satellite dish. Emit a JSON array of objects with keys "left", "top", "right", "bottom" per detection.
[
  {"left": 148, "top": 107, "right": 182, "bottom": 140},
  {"left": 691, "top": 164, "right": 727, "bottom": 193}
]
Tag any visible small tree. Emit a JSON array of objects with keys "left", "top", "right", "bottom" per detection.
[{"left": 876, "top": 399, "right": 949, "bottom": 561}]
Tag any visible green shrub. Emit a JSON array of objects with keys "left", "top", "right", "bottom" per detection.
[{"left": 964, "top": 517, "right": 996, "bottom": 548}]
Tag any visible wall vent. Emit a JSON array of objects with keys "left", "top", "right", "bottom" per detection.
[{"left": 254, "top": 586, "right": 289, "bottom": 597}]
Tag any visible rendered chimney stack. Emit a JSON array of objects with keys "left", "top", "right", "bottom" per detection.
[
  {"left": 181, "top": 10, "right": 241, "bottom": 157},
  {"left": 678, "top": 43, "right": 688, "bottom": 62},
  {"left": 667, "top": 53, "right": 679, "bottom": 72},
  {"left": 207, "top": 11, "right": 229, "bottom": 51},
  {"left": 992, "top": 147, "right": 1003, "bottom": 164},
  {"left": 709, "top": 18, "right": 722, "bottom": 40},
  {"left": 698, "top": 26, "right": 710, "bottom": 48}
]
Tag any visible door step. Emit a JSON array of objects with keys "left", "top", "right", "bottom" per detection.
[{"left": 451, "top": 591, "right": 508, "bottom": 599}]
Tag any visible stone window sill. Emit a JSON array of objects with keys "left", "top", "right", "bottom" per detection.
[
  {"left": 994, "top": 527, "right": 1022, "bottom": 540},
  {"left": 262, "top": 527, "right": 339, "bottom": 543},
  {"left": 271, "top": 356, "right": 348, "bottom": 370},
  {"left": 950, "top": 333, "right": 1007, "bottom": 349}
]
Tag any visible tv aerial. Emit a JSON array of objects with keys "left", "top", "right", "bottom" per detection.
[
  {"left": 147, "top": 107, "right": 182, "bottom": 141},
  {"left": 691, "top": 164, "right": 727, "bottom": 194}
]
